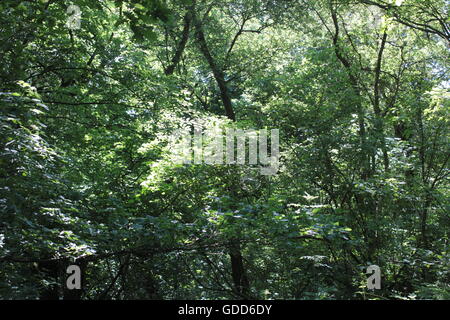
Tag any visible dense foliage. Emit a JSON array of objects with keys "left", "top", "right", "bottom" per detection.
[{"left": 0, "top": 0, "right": 449, "bottom": 300}]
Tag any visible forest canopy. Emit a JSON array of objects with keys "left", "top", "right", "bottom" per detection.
[{"left": 0, "top": 0, "right": 449, "bottom": 300}]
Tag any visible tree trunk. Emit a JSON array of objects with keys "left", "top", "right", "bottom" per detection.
[
  {"left": 164, "top": 12, "right": 192, "bottom": 75},
  {"left": 193, "top": 14, "right": 236, "bottom": 121}
]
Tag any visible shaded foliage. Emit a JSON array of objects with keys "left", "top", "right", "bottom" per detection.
[{"left": 0, "top": 0, "right": 448, "bottom": 300}]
